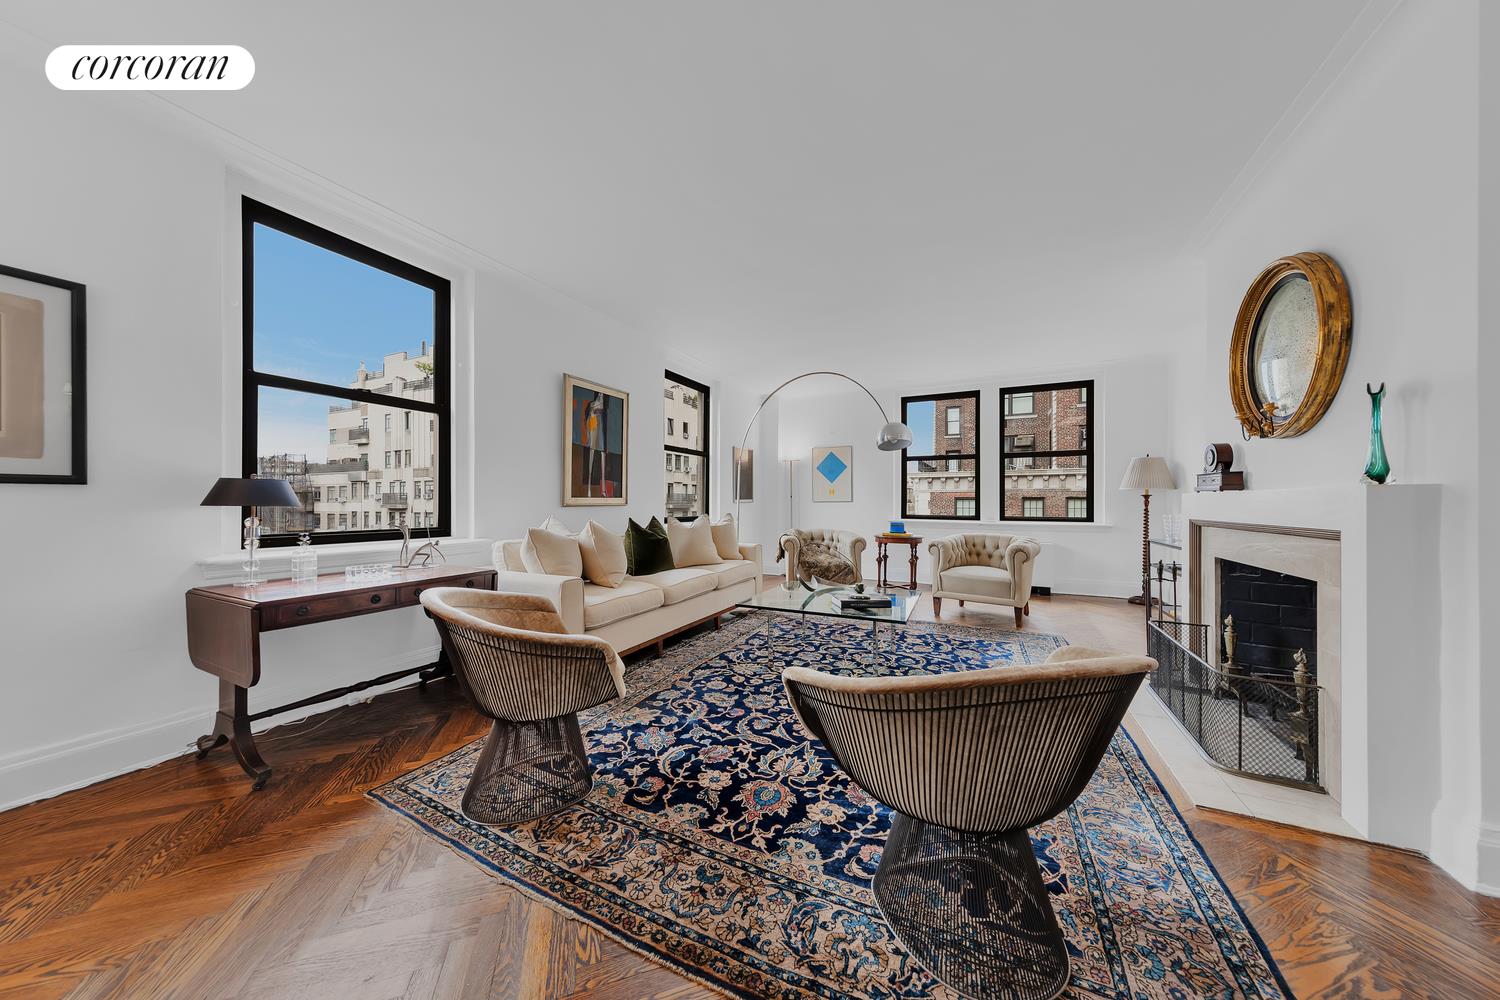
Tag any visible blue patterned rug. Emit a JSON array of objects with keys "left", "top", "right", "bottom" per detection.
[{"left": 371, "top": 613, "right": 1290, "bottom": 999}]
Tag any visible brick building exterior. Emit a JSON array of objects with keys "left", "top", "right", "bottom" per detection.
[
  {"left": 1002, "top": 383, "right": 1090, "bottom": 519},
  {"left": 905, "top": 394, "right": 978, "bottom": 518}
]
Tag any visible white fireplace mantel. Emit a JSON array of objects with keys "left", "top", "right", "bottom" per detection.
[{"left": 1174, "top": 483, "right": 1441, "bottom": 850}]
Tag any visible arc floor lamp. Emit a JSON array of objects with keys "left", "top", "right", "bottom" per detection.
[{"left": 734, "top": 370, "right": 913, "bottom": 530}]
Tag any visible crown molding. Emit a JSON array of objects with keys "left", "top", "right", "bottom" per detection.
[{"left": 1187, "top": 0, "right": 1407, "bottom": 249}]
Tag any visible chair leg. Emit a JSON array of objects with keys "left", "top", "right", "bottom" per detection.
[
  {"left": 461, "top": 714, "right": 594, "bottom": 826},
  {"left": 1014, "top": 606, "right": 1024, "bottom": 628},
  {"left": 873, "top": 813, "right": 1069, "bottom": 1000},
  {"left": 932, "top": 596, "right": 942, "bottom": 617},
  {"left": 958, "top": 600, "right": 965, "bottom": 608},
  {"left": 1024, "top": 602, "right": 1031, "bottom": 616}
]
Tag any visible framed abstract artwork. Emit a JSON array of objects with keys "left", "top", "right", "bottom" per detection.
[
  {"left": 811, "top": 445, "right": 853, "bottom": 502},
  {"left": 563, "top": 373, "right": 628, "bottom": 505},
  {"left": 0, "top": 264, "right": 86, "bottom": 484}
]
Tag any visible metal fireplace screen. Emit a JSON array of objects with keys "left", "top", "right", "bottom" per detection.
[{"left": 1146, "top": 619, "right": 1323, "bottom": 791}]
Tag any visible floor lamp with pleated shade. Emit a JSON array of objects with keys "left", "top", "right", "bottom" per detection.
[{"left": 1119, "top": 455, "right": 1176, "bottom": 607}]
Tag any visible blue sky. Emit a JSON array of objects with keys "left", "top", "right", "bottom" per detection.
[
  {"left": 906, "top": 399, "right": 936, "bottom": 455},
  {"left": 254, "top": 224, "right": 434, "bottom": 458}
]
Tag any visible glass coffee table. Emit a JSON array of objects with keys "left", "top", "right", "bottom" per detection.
[{"left": 736, "top": 584, "right": 921, "bottom": 657}]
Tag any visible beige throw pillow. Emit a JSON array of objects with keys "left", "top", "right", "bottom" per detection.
[
  {"left": 522, "top": 526, "right": 583, "bottom": 577},
  {"left": 709, "top": 514, "right": 740, "bottom": 561},
  {"left": 667, "top": 517, "right": 723, "bottom": 567},
  {"left": 578, "top": 520, "right": 628, "bottom": 587},
  {"left": 539, "top": 515, "right": 574, "bottom": 536}
]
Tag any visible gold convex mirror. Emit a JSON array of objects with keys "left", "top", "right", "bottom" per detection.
[{"left": 1229, "top": 252, "right": 1351, "bottom": 438}]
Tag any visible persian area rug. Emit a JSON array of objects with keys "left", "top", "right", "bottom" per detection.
[{"left": 370, "top": 613, "right": 1290, "bottom": 1000}]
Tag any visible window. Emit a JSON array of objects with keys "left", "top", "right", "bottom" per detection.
[
  {"left": 901, "top": 390, "right": 980, "bottom": 520},
  {"left": 243, "top": 198, "right": 450, "bottom": 545},
  {"left": 1001, "top": 379, "right": 1093, "bottom": 521},
  {"left": 664, "top": 371, "right": 710, "bottom": 519}
]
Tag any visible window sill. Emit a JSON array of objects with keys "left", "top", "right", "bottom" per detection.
[
  {"left": 901, "top": 518, "right": 1114, "bottom": 530},
  {"left": 197, "top": 536, "right": 495, "bottom": 585}
]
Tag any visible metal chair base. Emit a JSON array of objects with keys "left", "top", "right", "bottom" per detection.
[
  {"left": 461, "top": 713, "right": 594, "bottom": 826},
  {"left": 873, "top": 812, "right": 1070, "bottom": 1000}
]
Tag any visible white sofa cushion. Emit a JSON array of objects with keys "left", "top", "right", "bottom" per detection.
[
  {"left": 707, "top": 559, "right": 757, "bottom": 590},
  {"left": 522, "top": 526, "right": 583, "bottom": 577},
  {"left": 583, "top": 579, "right": 665, "bottom": 629},
  {"left": 939, "top": 563, "right": 1013, "bottom": 600},
  {"left": 632, "top": 567, "right": 718, "bottom": 605},
  {"left": 497, "top": 539, "right": 526, "bottom": 572},
  {"left": 667, "top": 517, "right": 723, "bottom": 567},
  {"left": 579, "top": 520, "right": 628, "bottom": 588}
]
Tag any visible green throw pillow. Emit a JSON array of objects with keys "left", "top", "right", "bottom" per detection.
[{"left": 625, "top": 517, "right": 675, "bottom": 576}]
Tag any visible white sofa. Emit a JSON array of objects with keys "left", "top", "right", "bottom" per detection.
[{"left": 493, "top": 536, "right": 763, "bottom": 656}]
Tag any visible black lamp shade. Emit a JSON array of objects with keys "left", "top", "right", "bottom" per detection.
[{"left": 200, "top": 476, "right": 302, "bottom": 509}]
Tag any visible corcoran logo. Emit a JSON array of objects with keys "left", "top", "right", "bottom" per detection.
[{"left": 46, "top": 45, "right": 254, "bottom": 90}]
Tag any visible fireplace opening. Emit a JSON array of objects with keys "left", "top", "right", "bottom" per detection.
[
  {"left": 1217, "top": 559, "right": 1316, "bottom": 680},
  {"left": 1146, "top": 556, "right": 1323, "bottom": 790}
]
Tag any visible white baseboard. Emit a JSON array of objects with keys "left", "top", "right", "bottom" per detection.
[
  {"left": 0, "top": 643, "right": 442, "bottom": 812},
  {"left": 1477, "top": 822, "right": 1500, "bottom": 897},
  {"left": 1046, "top": 577, "right": 1141, "bottom": 600}
]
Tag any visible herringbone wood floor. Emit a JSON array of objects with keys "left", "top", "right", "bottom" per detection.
[{"left": 1, "top": 592, "right": 1496, "bottom": 999}]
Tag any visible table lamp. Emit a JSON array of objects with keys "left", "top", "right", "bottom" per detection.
[
  {"left": 201, "top": 476, "right": 302, "bottom": 586},
  {"left": 1119, "top": 455, "right": 1175, "bottom": 607}
]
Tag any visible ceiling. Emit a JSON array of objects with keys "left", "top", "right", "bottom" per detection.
[{"left": 4, "top": 1, "right": 1370, "bottom": 382}]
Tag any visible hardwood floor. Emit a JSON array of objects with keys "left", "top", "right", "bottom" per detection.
[{"left": 1, "top": 589, "right": 1496, "bottom": 999}]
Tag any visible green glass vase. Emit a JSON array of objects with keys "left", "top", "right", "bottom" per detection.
[{"left": 1363, "top": 382, "right": 1391, "bottom": 484}]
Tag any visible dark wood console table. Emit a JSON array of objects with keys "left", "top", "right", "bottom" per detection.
[{"left": 186, "top": 564, "right": 496, "bottom": 789}]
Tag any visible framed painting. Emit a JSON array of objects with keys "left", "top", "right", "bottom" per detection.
[
  {"left": 563, "top": 373, "right": 628, "bottom": 505},
  {"left": 811, "top": 445, "right": 853, "bottom": 502},
  {"left": 0, "top": 264, "right": 86, "bottom": 484}
]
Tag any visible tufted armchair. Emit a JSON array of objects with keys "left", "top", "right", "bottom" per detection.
[
  {"left": 777, "top": 529, "right": 867, "bottom": 589},
  {"left": 928, "top": 533, "right": 1041, "bottom": 627}
]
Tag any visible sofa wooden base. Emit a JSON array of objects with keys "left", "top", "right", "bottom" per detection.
[{"left": 615, "top": 610, "right": 726, "bottom": 657}]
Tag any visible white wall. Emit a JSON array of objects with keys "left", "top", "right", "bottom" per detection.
[
  {"left": 1478, "top": 0, "right": 1500, "bottom": 896},
  {"left": 0, "top": 32, "right": 744, "bottom": 809},
  {"left": 1170, "top": 0, "right": 1485, "bottom": 888},
  {"left": 774, "top": 353, "right": 1177, "bottom": 599}
]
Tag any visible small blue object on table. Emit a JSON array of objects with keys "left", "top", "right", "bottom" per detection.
[{"left": 888, "top": 520, "right": 906, "bottom": 535}]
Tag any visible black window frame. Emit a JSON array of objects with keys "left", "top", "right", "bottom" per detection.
[
  {"left": 900, "top": 389, "right": 981, "bottom": 521},
  {"left": 242, "top": 197, "right": 452, "bottom": 547},
  {"left": 1000, "top": 378, "right": 1094, "bottom": 523},
  {"left": 663, "top": 369, "right": 710, "bottom": 520}
]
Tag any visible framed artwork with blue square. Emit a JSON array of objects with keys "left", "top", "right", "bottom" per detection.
[{"left": 811, "top": 445, "right": 852, "bottom": 502}]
